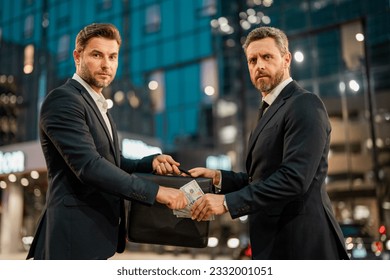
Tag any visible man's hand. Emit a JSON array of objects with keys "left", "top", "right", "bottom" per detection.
[
  {"left": 188, "top": 167, "right": 220, "bottom": 186},
  {"left": 191, "top": 194, "right": 227, "bottom": 221},
  {"left": 153, "top": 154, "right": 180, "bottom": 175},
  {"left": 156, "top": 186, "right": 188, "bottom": 210}
]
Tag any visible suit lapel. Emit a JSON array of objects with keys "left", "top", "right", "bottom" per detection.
[
  {"left": 245, "top": 81, "right": 297, "bottom": 171},
  {"left": 69, "top": 79, "right": 120, "bottom": 165},
  {"left": 107, "top": 112, "right": 121, "bottom": 165}
]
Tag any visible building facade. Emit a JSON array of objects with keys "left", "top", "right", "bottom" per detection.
[{"left": 1, "top": 0, "right": 389, "bottom": 257}]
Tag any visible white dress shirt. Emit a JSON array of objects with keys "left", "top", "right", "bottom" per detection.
[{"left": 72, "top": 73, "right": 113, "bottom": 140}]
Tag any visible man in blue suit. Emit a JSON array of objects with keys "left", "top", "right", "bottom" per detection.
[
  {"left": 190, "top": 27, "right": 349, "bottom": 260},
  {"left": 27, "top": 23, "right": 187, "bottom": 260}
]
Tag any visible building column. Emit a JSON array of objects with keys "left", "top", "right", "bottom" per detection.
[{"left": 1, "top": 182, "right": 24, "bottom": 254}]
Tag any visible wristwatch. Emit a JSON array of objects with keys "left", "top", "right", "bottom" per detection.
[{"left": 223, "top": 197, "right": 229, "bottom": 211}]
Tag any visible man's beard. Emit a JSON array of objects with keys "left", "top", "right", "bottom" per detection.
[
  {"left": 79, "top": 63, "right": 112, "bottom": 90},
  {"left": 255, "top": 66, "right": 284, "bottom": 94}
]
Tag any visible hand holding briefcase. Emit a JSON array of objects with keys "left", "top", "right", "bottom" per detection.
[{"left": 127, "top": 173, "right": 213, "bottom": 248}]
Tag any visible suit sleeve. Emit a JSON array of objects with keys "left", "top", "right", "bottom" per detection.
[
  {"left": 40, "top": 87, "right": 159, "bottom": 204},
  {"left": 224, "top": 93, "right": 331, "bottom": 219},
  {"left": 120, "top": 154, "right": 156, "bottom": 174}
]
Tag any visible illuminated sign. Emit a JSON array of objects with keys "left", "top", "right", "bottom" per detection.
[
  {"left": 121, "top": 139, "right": 162, "bottom": 159},
  {"left": 0, "top": 151, "right": 25, "bottom": 174},
  {"left": 206, "top": 155, "right": 232, "bottom": 170}
]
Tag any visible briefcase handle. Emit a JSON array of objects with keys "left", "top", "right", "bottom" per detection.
[{"left": 178, "top": 168, "right": 192, "bottom": 177}]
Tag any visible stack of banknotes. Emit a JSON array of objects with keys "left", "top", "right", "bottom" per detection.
[{"left": 173, "top": 180, "right": 215, "bottom": 221}]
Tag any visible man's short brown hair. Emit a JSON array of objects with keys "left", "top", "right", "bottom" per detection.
[
  {"left": 75, "top": 23, "right": 122, "bottom": 52},
  {"left": 243, "top": 26, "right": 289, "bottom": 56}
]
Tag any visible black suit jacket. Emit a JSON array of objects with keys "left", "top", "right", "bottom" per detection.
[
  {"left": 27, "top": 79, "right": 160, "bottom": 259},
  {"left": 221, "top": 81, "right": 349, "bottom": 259}
]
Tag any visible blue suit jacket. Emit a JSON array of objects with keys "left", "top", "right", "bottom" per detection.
[
  {"left": 221, "top": 81, "right": 349, "bottom": 259},
  {"left": 27, "top": 79, "right": 159, "bottom": 259}
]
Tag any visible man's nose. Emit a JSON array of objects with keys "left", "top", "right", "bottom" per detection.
[
  {"left": 256, "top": 58, "right": 265, "bottom": 69},
  {"left": 101, "top": 57, "right": 110, "bottom": 68}
]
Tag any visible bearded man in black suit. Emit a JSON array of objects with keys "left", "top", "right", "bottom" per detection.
[{"left": 190, "top": 27, "right": 349, "bottom": 260}]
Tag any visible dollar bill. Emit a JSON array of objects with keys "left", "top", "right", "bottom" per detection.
[
  {"left": 173, "top": 180, "right": 214, "bottom": 220},
  {"left": 181, "top": 180, "right": 204, "bottom": 205},
  {"left": 172, "top": 180, "right": 201, "bottom": 218}
]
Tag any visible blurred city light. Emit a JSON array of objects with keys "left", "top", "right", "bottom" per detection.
[
  {"left": 339, "top": 81, "right": 346, "bottom": 94},
  {"left": 379, "top": 225, "right": 386, "bottom": 235},
  {"left": 219, "top": 125, "right": 237, "bottom": 144},
  {"left": 0, "top": 180, "right": 6, "bottom": 189},
  {"left": 30, "top": 170, "right": 39, "bottom": 179},
  {"left": 22, "top": 236, "right": 34, "bottom": 248},
  {"left": 293, "top": 51, "right": 304, "bottom": 63},
  {"left": 20, "top": 177, "right": 29, "bottom": 187},
  {"left": 216, "top": 99, "right": 237, "bottom": 118},
  {"left": 204, "top": 86, "right": 215, "bottom": 96},
  {"left": 33, "top": 188, "right": 41, "bottom": 197},
  {"left": 206, "top": 154, "right": 232, "bottom": 170},
  {"left": 148, "top": 80, "right": 159, "bottom": 90},
  {"left": 263, "top": 0, "right": 274, "bottom": 7},
  {"left": 353, "top": 205, "right": 370, "bottom": 220},
  {"left": 127, "top": 91, "right": 140, "bottom": 108},
  {"left": 8, "top": 174, "right": 17, "bottom": 182},
  {"left": 207, "top": 237, "right": 219, "bottom": 248},
  {"left": 211, "top": 5, "right": 271, "bottom": 35},
  {"left": 262, "top": 16, "right": 271, "bottom": 24},
  {"left": 114, "top": 90, "right": 125, "bottom": 105},
  {"left": 349, "top": 79, "right": 360, "bottom": 92},
  {"left": 122, "top": 139, "right": 162, "bottom": 160},
  {"left": 355, "top": 33, "right": 365, "bottom": 42},
  {"left": 23, "top": 44, "right": 34, "bottom": 74},
  {"left": 227, "top": 238, "right": 240, "bottom": 249}
]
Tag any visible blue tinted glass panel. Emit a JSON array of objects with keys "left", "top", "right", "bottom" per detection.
[
  {"left": 283, "top": 4, "right": 308, "bottom": 32},
  {"left": 178, "top": 0, "right": 195, "bottom": 33},
  {"left": 162, "top": 39, "right": 176, "bottom": 66},
  {"left": 197, "top": 30, "right": 212, "bottom": 57},
  {"left": 144, "top": 45, "right": 158, "bottom": 71},
  {"left": 179, "top": 35, "right": 196, "bottom": 62},
  {"left": 316, "top": 31, "right": 341, "bottom": 76},
  {"left": 161, "top": 0, "right": 176, "bottom": 37}
]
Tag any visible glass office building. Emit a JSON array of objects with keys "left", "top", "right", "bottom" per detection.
[{"left": 1, "top": 0, "right": 389, "bottom": 258}]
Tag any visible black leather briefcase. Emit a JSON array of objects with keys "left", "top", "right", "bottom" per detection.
[{"left": 127, "top": 173, "right": 213, "bottom": 248}]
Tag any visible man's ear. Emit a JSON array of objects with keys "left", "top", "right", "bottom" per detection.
[
  {"left": 284, "top": 52, "right": 292, "bottom": 69},
  {"left": 73, "top": 49, "right": 80, "bottom": 64}
]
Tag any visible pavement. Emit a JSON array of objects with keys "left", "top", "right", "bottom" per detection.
[
  {"left": 0, "top": 244, "right": 232, "bottom": 260},
  {"left": 0, "top": 251, "right": 219, "bottom": 260}
]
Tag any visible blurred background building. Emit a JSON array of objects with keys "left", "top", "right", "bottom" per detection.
[{"left": 0, "top": 0, "right": 389, "bottom": 259}]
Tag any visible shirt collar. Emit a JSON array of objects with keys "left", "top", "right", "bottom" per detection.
[
  {"left": 72, "top": 73, "right": 108, "bottom": 113},
  {"left": 263, "top": 77, "right": 293, "bottom": 106},
  {"left": 72, "top": 73, "right": 103, "bottom": 103}
]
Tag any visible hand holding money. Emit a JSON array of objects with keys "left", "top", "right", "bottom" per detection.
[
  {"left": 173, "top": 180, "right": 214, "bottom": 221},
  {"left": 190, "top": 193, "right": 227, "bottom": 222}
]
